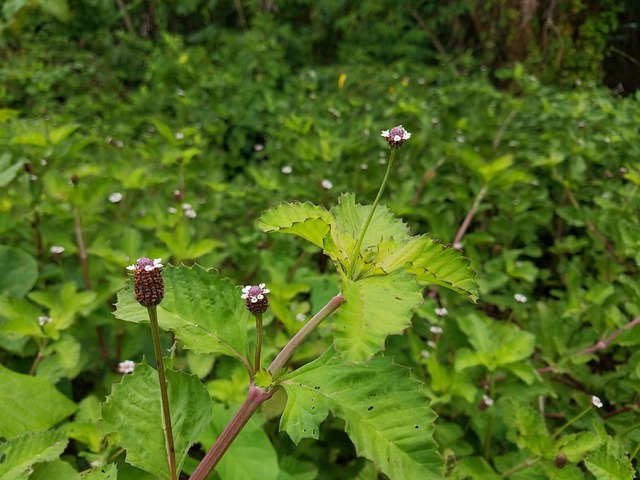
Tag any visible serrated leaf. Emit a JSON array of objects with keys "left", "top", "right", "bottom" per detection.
[
  {"left": 0, "top": 364, "right": 76, "bottom": 438},
  {"left": 0, "top": 245, "right": 38, "bottom": 297},
  {"left": 376, "top": 235, "right": 478, "bottom": 302},
  {"left": 455, "top": 313, "right": 535, "bottom": 371},
  {"left": 554, "top": 431, "right": 602, "bottom": 461},
  {"left": 115, "top": 265, "right": 249, "bottom": 362},
  {"left": 82, "top": 464, "right": 118, "bottom": 480},
  {"left": 584, "top": 437, "right": 635, "bottom": 480},
  {"left": 333, "top": 270, "right": 423, "bottom": 363},
  {"left": 0, "top": 430, "right": 68, "bottom": 479},
  {"left": 281, "top": 349, "right": 441, "bottom": 479},
  {"left": 328, "top": 193, "right": 409, "bottom": 264},
  {"left": 100, "top": 362, "right": 212, "bottom": 479},
  {"left": 258, "top": 201, "right": 332, "bottom": 250},
  {"left": 0, "top": 295, "right": 45, "bottom": 339}
]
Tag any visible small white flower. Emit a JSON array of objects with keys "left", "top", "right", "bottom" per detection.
[
  {"left": 174, "top": 132, "right": 185, "bottom": 140},
  {"left": 241, "top": 283, "right": 270, "bottom": 303},
  {"left": 514, "top": 293, "right": 528, "bottom": 303},
  {"left": 50, "top": 245, "right": 65, "bottom": 255},
  {"left": 281, "top": 165, "right": 293, "bottom": 174},
  {"left": 118, "top": 360, "right": 136, "bottom": 374},
  {"left": 255, "top": 143, "right": 265, "bottom": 152},
  {"left": 184, "top": 208, "right": 197, "bottom": 219},
  {"left": 168, "top": 207, "right": 178, "bottom": 214},
  {"left": 108, "top": 192, "right": 123, "bottom": 203},
  {"left": 591, "top": 395, "right": 603, "bottom": 408},
  {"left": 435, "top": 307, "right": 448, "bottom": 317},
  {"left": 321, "top": 179, "right": 333, "bottom": 190},
  {"left": 176, "top": 88, "right": 185, "bottom": 97},
  {"left": 127, "top": 258, "right": 163, "bottom": 272},
  {"left": 427, "top": 340, "right": 436, "bottom": 349},
  {"left": 452, "top": 242, "right": 463, "bottom": 250},
  {"left": 296, "top": 313, "right": 306, "bottom": 322},
  {"left": 420, "top": 350, "right": 430, "bottom": 358},
  {"left": 430, "top": 325, "right": 444, "bottom": 335},
  {"left": 38, "top": 316, "right": 51, "bottom": 326},
  {"left": 483, "top": 395, "right": 494, "bottom": 407},
  {"left": 380, "top": 125, "right": 411, "bottom": 148}
]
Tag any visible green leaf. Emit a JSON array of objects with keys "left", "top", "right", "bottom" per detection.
[
  {"left": 451, "top": 456, "right": 501, "bottom": 480},
  {"left": 115, "top": 265, "right": 250, "bottom": 362},
  {"left": 198, "top": 404, "right": 280, "bottom": 480},
  {"left": 82, "top": 464, "right": 118, "bottom": 480},
  {"left": 100, "top": 361, "right": 213, "bottom": 480},
  {"left": 0, "top": 430, "right": 68, "bottom": 479},
  {"left": 554, "top": 431, "right": 602, "bottom": 462},
  {"left": 30, "top": 459, "right": 80, "bottom": 480},
  {"left": 258, "top": 201, "right": 332, "bottom": 250},
  {"left": 0, "top": 295, "right": 45, "bottom": 339},
  {"left": 277, "top": 456, "right": 318, "bottom": 480},
  {"left": 281, "top": 348, "right": 441, "bottom": 480},
  {"left": 0, "top": 153, "right": 23, "bottom": 187},
  {"left": 0, "top": 245, "right": 38, "bottom": 297},
  {"left": 333, "top": 271, "right": 423, "bottom": 363},
  {"left": 328, "top": 193, "right": 409, "bottom": 263},
  {"left": 377, "top": 235, "right": 478, "bottom": 302},
  {"left": 584, "top": 437, "right": 635, "bottom": 480},
  {"left": 0, "top": 364, "right": 76, "bottom": 438},
  {"left": 36, "top": 0, "right": 71, "bottom": 22},
  {"left": 47, "top": 124, "right": 79, "bottom": 145},
  {"left": 455, "top": 313, "right": 535, "bottom": 372}
]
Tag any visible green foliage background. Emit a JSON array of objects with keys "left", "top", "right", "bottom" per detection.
[{"left": 0, "top": 1, "right": 639, "bottom": 479}]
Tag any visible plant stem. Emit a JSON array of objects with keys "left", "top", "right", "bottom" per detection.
[
  {"left": 482, "top": 375, "right": 495, "bottom": 459},
  {"left": 254, "top": 313, "right": 263, "bottom": 372},
  {"left": 347, "top": 148, "right": 397, "bottom": 279},
  {"left": 552, "top": 405, "right": 592, "bottom": 438},
  {"left": 148, "top": 306, "right": 177, "bottom": 480},
  {"left": 190, "top": 384, "right": 273, "bottom": 480},
  {"left": 268, "top": 293, "right": 344, "bottom": 375},
  {"left": 500, "top": 457, "right": 539, "bottom": 478}
]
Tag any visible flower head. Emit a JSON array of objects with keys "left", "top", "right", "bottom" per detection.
[
  {"left": 127, "top": 258, "right": 164, "bottom": 307},
  {"left": 591, "top": 395, "right": 603, "bottom": 409},
  {"left": 514, "top": 293, "right": 528, "bottom": 303},
  {"left": 38, "top": 316, "right": 52, "bottom": 326},
  {"left": 321, "top": 179, "right": 333, "bottom": 190},
  {"left": 479, "top": 395, "right": 494, "bottom": 411},
  {"left": 381, "top": 125, "right": 411, "bottom": 148},
  {"left": 435, "top": 307, "right": 448, "bottom": 317},
  {"left": 241, "top": 283, "right": 271, "bottom": 316},
  {"left": 50, "top": 245, "right": 65, "bottom": 255},
  {"left": 117, "top": 360, "right": 136, "bottom": 374}
]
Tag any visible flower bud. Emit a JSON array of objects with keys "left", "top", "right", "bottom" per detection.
[
  {"left": 127, "top": 257, "right": 164, "bottom": 307},
  {"left": 241, "top": 283, "right": 270, "bottom": 316},
  {"left": 554, "top": 452, "right": 567, "bottom": 469},
  {"left": 381, "top": 125, "right": 411, "bottom": 148}
]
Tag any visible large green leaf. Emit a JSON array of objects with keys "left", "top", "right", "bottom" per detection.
[
  {"left": 376, "top": 235, "right": 478, "bottom": 302},
  {"left": 0, "top": 430, "right": 68, "bottom": 479},
  {"left": 258, "top": 201, "right": 332, "bottom": 249},
  {"left": 198, "top": 404, "right": 280, "bottom": 480},
  {"left": 115, "top": 265, "right": 249, "bottom": 362},
  {"left": 332, "top": 271, "right": 423, "bottom": 363},
  {"left": 281, "top": 348, "right": 441, "bottom": 480},
  {"left": 100, "top": 361, "right": 213, "bottom": 480},
  {"left": 0, "top": 364, "right": 76, "bottom": 438},
  {"left": 0, "top": 245, "right": 38, "bottom": 297},
  {"left": 454, "top": 313, "right": 536, "bottom": 372},
  {"left": 31, "top": 459, "right": 80, "bottom": 480},
  {"left": 584, "top": 437, "right": 635, "bottom": 480}
]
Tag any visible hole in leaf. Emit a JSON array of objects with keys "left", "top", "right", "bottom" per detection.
[
  {"left": 414, "top": 425, "right": 419, "bottom": 429},
  {"left": 368, "top": 405, "right": 374, "bottom": 411}
]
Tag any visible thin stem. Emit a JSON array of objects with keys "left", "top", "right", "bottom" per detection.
[
  {"left": 500, "top": 458, "right": 539, "bottom": 478},
  {"left": 254, "top": 313, "right": 263, "bottom": 373},
  {"left": 190, "top": 384, "right": 272, "bottom": 480},
  {"left": 483, "top": 376, "right": 495, "bottom": 459},
  {"left": 148, "top": 306, "right": 177, "bottom": 480},
  {"left": 269, "top": 293, "right": 344, "bottom": 375},
  {"left": 552, "top": 406, "right": 592, "bottom": 438},
  {"left": 575, "top": 316, "right": 640, "bottom": 357},
  {"left": 347, "top": 148, "right": 397, "bottom": 279}
]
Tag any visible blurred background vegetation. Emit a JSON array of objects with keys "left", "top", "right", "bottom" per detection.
[{"left": 1, "top": 1, "right": 639, "bottom": 479}]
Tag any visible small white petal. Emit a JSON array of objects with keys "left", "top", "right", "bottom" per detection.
[
  {"left": 126, "top": 265, "right": 136, "bottom": 271},
  {"left": 591, "top": 395, "right": 603, "bottom": 408}
]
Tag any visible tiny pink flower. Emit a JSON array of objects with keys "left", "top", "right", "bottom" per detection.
[
  {"left": 118, "top": 360, "right": 136, "bottom": 374},
  {"left": 381, "top": 125, "right": 411, "bottom": 148},
  {"left": 591, "top": 395, "right": 603, "bottom": 408}
]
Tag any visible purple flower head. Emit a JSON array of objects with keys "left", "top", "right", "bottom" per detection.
[
  {"left": 127, "top": 257, "right": 164, "bottom": 307},
  {"left": 241, "top": 283, "right": 271, "bottom": 315},
  {"left": 381, "top": 125, "right": 411, "bottom": 148}
]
